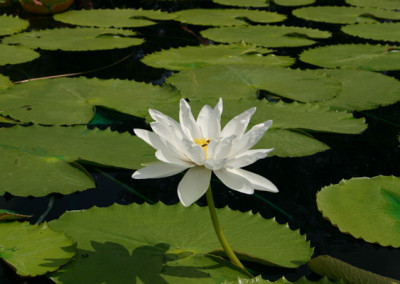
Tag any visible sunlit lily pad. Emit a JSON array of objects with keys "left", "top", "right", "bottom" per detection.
[
  {"left": 49, "top": 203, "right": 313, "bottom": 283},
  {"left": 293, "top": 6, "right": 400, "bottom": 24},
  {"left": 0, "top": 209, "right": 31, "bottom": 221},
  {"left": 2, "top": 28, "right": 144, "bottom": 51},
  {"left": 300, "top": 44, "right": 400, "bottom": 71},
  {"left": 0, "top": 44, "right": 40, "bottom": 65},
  {"left": 273, "top": 0, "right": 315, "bottom": 7},
  {"left": 201, "top": 25, "right": 331, "bottom": 48},
  {"left": 0, "top": 15, "right": 29, "bottom": 36},
  {"left": 346, "top": 0, "right": 400, "bottom": 10},
  {"left": 172, "top": 9, "right": 286, "bottom": 26},
  {"left": 0, "top": 221, "right": 75, "bottom": 277},
  {"left": 225, "top": 275, "right": 346, "bottom": 283},
  {"left": 342, "top": 22, "right": 400, "bottom": 42},
  {"left": 141, "top": 44, "right": 294, "bottom": 70},
  {"left": 0, "top": 74, "right": 11, "bottom": 90},
  {"left": 213, "top": 0, "right": 269, "bottom": 7},
  {"left": 54, "top": 8, "right": 176, "bottom": 28},
  {"left": 317, "top": 176, "right": 400, "bottom": 247}
]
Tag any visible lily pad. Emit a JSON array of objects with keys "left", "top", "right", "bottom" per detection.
[
  {"left": 300, "top": 44, "right": 400, "bottom": 71},
  {"left": 0, "top": 221, "right": 75, "bottom": 277},
  {"left": 212, "top": 0, "right": 269, "bottom": 7},
  {"left": 273, "top": 0, "right": 315, "bottom": 7},
  {"left": 0, "top": 209, "right": 31, "bottom": 221},
  {"left": 0, "top": 74, "right": 11, "bottom": 90},
  {"left": 201, "top": 25, "right": 331, "bottom": 48},
  {"left": 317, "top": 176, "right": 400, "bottom": 247},
  {"left": 346, "top": 0, "right": 400, "bottom": 10},
  {"left": 225, "top": 275, "right": 346, "bottom": 283},
  {"left": 2, "top": 28, "right": 144, "bottom": 51},
  {"left": 172, "top": 9, "right": 286, "bottom": 26},
  {"left": 141, "top": 44, "right": 294, "bottom": 71},
  {"left": 48, "top": 203, "right": 313, "bottom": 283},
  {"left": 342, "top": 22, "right": 400, "bottom": 42},
  {"left": 293, "top": 6, "right": 400, "bottom": 24},
  {"left": 0, "top": 15, "right": 29, "bottom": 36},
  {"left": 54, "top": 8, "right": 176, "bottom": 28},
  {"left": 0, "top": 44, "right": 40, "bottom": 66}
]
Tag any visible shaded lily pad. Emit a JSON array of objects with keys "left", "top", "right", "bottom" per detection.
[
  {"left": 342, "top": 22, "right": 400, "bottom": 42},
  {"left": 0, "top": 74, "right": 11, "bottom": 90},
  {"left": 0, "top": 221, "right": 75, "bottom": 277},
  {"left": 2, "top": 28, "right": 144, "bottom": 51},
  {"left": 213, "top": 0, "right": 269, "bottom": 7},
  {"left": 0, "top": 44, "right": 40, "bottom": 66},
  {"left": 49, "top": 203, "right": 313, "bottom": 284},
  {"left": 0, "top": 209, "right": 31, "bottom": 221},
  {"left": 346, "top": 0, "right": 400, "bottom": 10},
  {"left": 293, "top": 6, "right": 400, "bottom": 24},
  {"left": 141, "top": 44, "right": 294, "bottom": 70},
  {"left": 54, "top": 8, "right": 176, "bottom": 28},
  {"left": 300, "top": 44, "right": 400, "bottom": 71},
  {"left": 0, "top": 15, "right": 29, "bottom": 36},
  {"left": 201, "top": 25, "right": 331, "bottom": 48},
  {"left": 317, "top": 176, "right": 400, "bottom": 247},
  {"left": 225, "top": 275, "right": 346, "bottom": 283},
  {"left": 308, "top": 255, "right": 400, "bottom": 284},
  {"left": 273, "top": 0, "right": 315, "bottom": 7},
  {"left": 172, "top": 9, "right": 286, "bottom": 26}
]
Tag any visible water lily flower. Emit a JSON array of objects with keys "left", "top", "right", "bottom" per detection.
[{"left": 132, "top": 98, "right": 278, "bottom": 206}]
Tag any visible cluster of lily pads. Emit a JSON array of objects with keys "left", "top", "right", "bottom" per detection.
[{"left": 1, "top": 0, "right": 400, "bottom": 282}]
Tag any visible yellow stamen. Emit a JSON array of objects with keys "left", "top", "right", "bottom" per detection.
[{"left": 194, "top": 138, "right": 211, "bottom": 158}]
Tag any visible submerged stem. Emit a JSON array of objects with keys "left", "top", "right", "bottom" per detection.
[{"left": 205, "top": 186, "right": 245, "bottom": 270}]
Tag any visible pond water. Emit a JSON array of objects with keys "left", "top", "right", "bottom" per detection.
[{"left": 1, "top": 0, "right": 400, "bottom": 283}]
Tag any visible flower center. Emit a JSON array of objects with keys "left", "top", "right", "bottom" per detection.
[{"left": 194, "top": 138, "right": 211, "bottom": 158}]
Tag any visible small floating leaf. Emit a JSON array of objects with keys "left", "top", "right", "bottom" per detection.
[
  {"left": 0, "top": 15, "right": 29, "bottom": 36},
  {"left": 0, "top": 44, "right": 40, "bottom": 66},
  {"left": 213, "top": 0, "right": 269, "bottom": 8},
  {"left": 346, "top": 0, "right": 400, "bottom": 10},
  {"left": 342, "top": 22, "right": 400, "bottom": 42},
  {"left": 172, "top": 9, "right": 286, "bottom": 26},
  {"left": 273, "top": 0, "right": 315, "bottom": 7}
]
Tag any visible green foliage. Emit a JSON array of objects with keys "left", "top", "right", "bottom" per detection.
[
  {"left": 346, "top": 0, "right": 400, "bottom": 10},
  {"left": 0, "top": 221, "right": 75, "bottom": 277},
  {"left": 0, "top": 74, "right": 11, "bottom": 90},
  {"left": 54, "top": 8, "right": 176, "bottom": 28},
  {"left": 0, "top": 14, "right": 29, "bottom": 36},
  {"left": 2, "top": 28, "right": 144, "bottom": 51},
  {"left": 201, "top": 25, "right": 331, "bottom": 47},
  {"left": 224, "top": 275, "right": 346, "bottom": 283},
  {"left": 0, "top": 44, "right": 40, "bottom": 66},
  {"left": 317, "top": 176, "right": 400, "bottom": 247},
  {"left": 342, "top": 22, "right": 400, "bottom": 42},
  {"left": 212, "top": 0, "right": 269, "bottom": 7},
  {"left": 273, "top": 0, "right": 315, "bottom": 6},
  {"left": 0, "top": 209, "right": 31, "bottom": 221}
]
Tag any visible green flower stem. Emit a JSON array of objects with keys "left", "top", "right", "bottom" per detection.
[{"left": 205, "top": 186, "right": 245, "bottom": 270}]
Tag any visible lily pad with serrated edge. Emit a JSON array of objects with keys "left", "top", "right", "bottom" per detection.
[
  {"left": 224, "top": 275, "right": 346, "bottom": 283},
  {"left": 213, "top": 0, "right": 269, "bottom": 7},
  {"left": 201, "top": 25, "right": 331, "bottom": 48},
  {"left": 141, "top": 44, "right": 294, "bottom": 71},
  {"left": 300, "top": 44, "right": 400, "bottom": 71},
  {"left": 172, "top": 9, "right": 286, "bottom": 26},
  {"left": 0, "top": 221, "right": 76, "bottom": 277},
  {"left": 0, "top": 209, "right": 31, "bottom": 221},
  {"left": 48, "top": 203, "right": 313, "bottom": 283},
  {"left": 54, "top": 8, "right": 175, "bottom": 28},
  {"left": 342, "top": 22, "right": 400, "bottom": 42},
  {"left": 2, "top": 28, "right": 144, "bottom": 51},
  {"left": 308, "top": 255, "right": 400, "bottom": 284},
  {"left": 0, "top": 15, "right": 29, "bottom": 36},
  {"left": 273, "top": 0, "right": 315, "bottom": 7},
  {"left": 346, "top": 0, "right": 400, "bottom": 10},
  {"left": 0, "top": 44, "right": 40, "bottom": 66},
  {"left": 293, "top": 6, "right": 400, "bottom": 24},
  {"left": 317, "top": 176, "right": 400, "bottom": 247}
]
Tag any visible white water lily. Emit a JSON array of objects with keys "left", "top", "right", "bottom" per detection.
[{"left": 132, "top": 98, "right": 278, "bottom": 206}]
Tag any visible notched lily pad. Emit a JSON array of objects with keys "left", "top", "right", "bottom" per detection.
[
  {"left": 342, "top": 22, "right": 400, "bottom": 42},
  {"left": 346, "top": 0, "right": 400, "bottom": 10},
  {"left": 213, "top": 0, "right": 269, "bottom": 7},
  {"left": 0, "top": 44, "right": 40, "bottom": 66},
  {"left": 0, "top": 15, "right": 29, "bottom": 36}
]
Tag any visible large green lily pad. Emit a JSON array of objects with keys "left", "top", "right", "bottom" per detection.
[
  {"left": 346, "top": 0, "right": 400, "bottom": 10},
  {"left": 0, "top": 221, "right": 75, "bottom": 277},
  {"left": 0, "top": 44, "right": 40, "bottom": 66},
  {"left": 201, "top": 25, "right": 331, "bottom": 48},
  {"left": 342, "top": 22, "right": 400, "bottom": 42},
  {"left": 212, "top": 0, "right": 269, "bottom": 7},
  {"left": 2, "top": 28, "right": 144, "bottom": 51},
  {"left": 273, "top": 0, "right": 315, "bottom": 7},
  {"left": 54, "top": 9, "right": 175, "bottom": 28},
  {"left": 293, "top": 6, "right": 400, "bottom": 24},
  {"left": 172, "top": 9, "right": 286, "bottom": 26},
  {"left": 300, "top": 44, "right": 400, "bottom": 71},
  {"left": 48, "top": 203, "right": 313, "bottom": 283},
  {"left": 0, "top": 15, "right": 29, "bottom": 36},
  {"left": 141, "top": 44, "right": 294, "bottom": 71},
  {"left": 317, "top": 176, "right": 400, "bottom": 247}
]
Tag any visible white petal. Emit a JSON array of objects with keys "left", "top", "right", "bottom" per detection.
[
  {"left": 134, "top": 129, "right": 164, "bottom": 150},
  {"left": 179, "top": 99, "right": 201, "bottom": 140},
  {"left": 214, "top": 168, "right": 254, "bottom": 194},
  {"left": 225, "top": 149, "right": 274, "bottom": 168},
  {"left": 177, "top": 166, "right": 211, "bottom": 206},
  {"left": 155, "top": 150, "right": 193, "bottom": 167},
  {"left": 132, "top": 162, "right": 189, "bottom": 179},
  {"left": 221, "top": 107, "right": 256, "bottom": 138},
  {"left": 197, "top": 98, "right": 223, "bottom": 139},
  {"left": 182, "top": 138, "right": 206, "bottom": 165},
  {"left": 204, "top": 159, "right": 226, "bottom": 171},
  {"left": 150, "top": 122, "right": 186, "bottom": 157},
  {"left": 149, "top": 109, "right": 184, "bottom": 140},
  {"left": 229, "top": 168, "right": 278, "bottom": 192},
  {"left": 212, "top": 135, "right": 236, "bottom": 160}
]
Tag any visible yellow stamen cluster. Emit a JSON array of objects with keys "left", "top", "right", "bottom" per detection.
[{"left": 194, "top": 138, "right": 211, "bottom": 158}]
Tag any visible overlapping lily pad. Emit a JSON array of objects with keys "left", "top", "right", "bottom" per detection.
[
  {"left": 342, "top": 22, "right": 400, "bottom": 42},
  {"left": 346, "top": 0, "right": 400, "bottom": 10},
  {"left": 317, "top": 176, "right": 400, "bottom": 247},
  {"left": 0, "top": 15, "right": 29, "bottom": 36},
  {"left": 2, "top": 28, "right": 144, "bottom": 51},
  {"left": 48, "top": 203, "right": 313, "bottom": 283},
  {"left": 0, "top": 209, "right": 31, "bottom": 221},
  {"left": 54, "top": 9, "right": 176, "bottom": 28},
  {"left": 0, "top": 44, "right": 40, "bottom": 65},
  {"left": 172, "top": 9, "right": 286, "bottom": 26},
  {"left": 0, "top": 74, "right": 11, "bottom": 90},
  {"left": 201, "top": 25, "right": 331, "bottom": 48},
  {"left": 213, "top": 0, "right": 269, "bottom": 7},
  {"left": 225, "top": 275, "right": 346, "bottom": 283},
  {"left": 273, "top": 0, "right": 315, "bottom": 7},
  {"left": 300, "top": 44, "right": 400, "bottom": 71},
  {"left": 0, "top": 221, "right": 75, "bottom": 277},
  {"left": 141, "top": 44, "right": 294, "bottom": 70},
  {"left": 293, "top": 6, "right": 400, "bottom": 24}
]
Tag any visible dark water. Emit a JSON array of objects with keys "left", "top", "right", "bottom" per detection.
[{"left": 1, "top": 0, "right": 400, "bottom": 283}]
